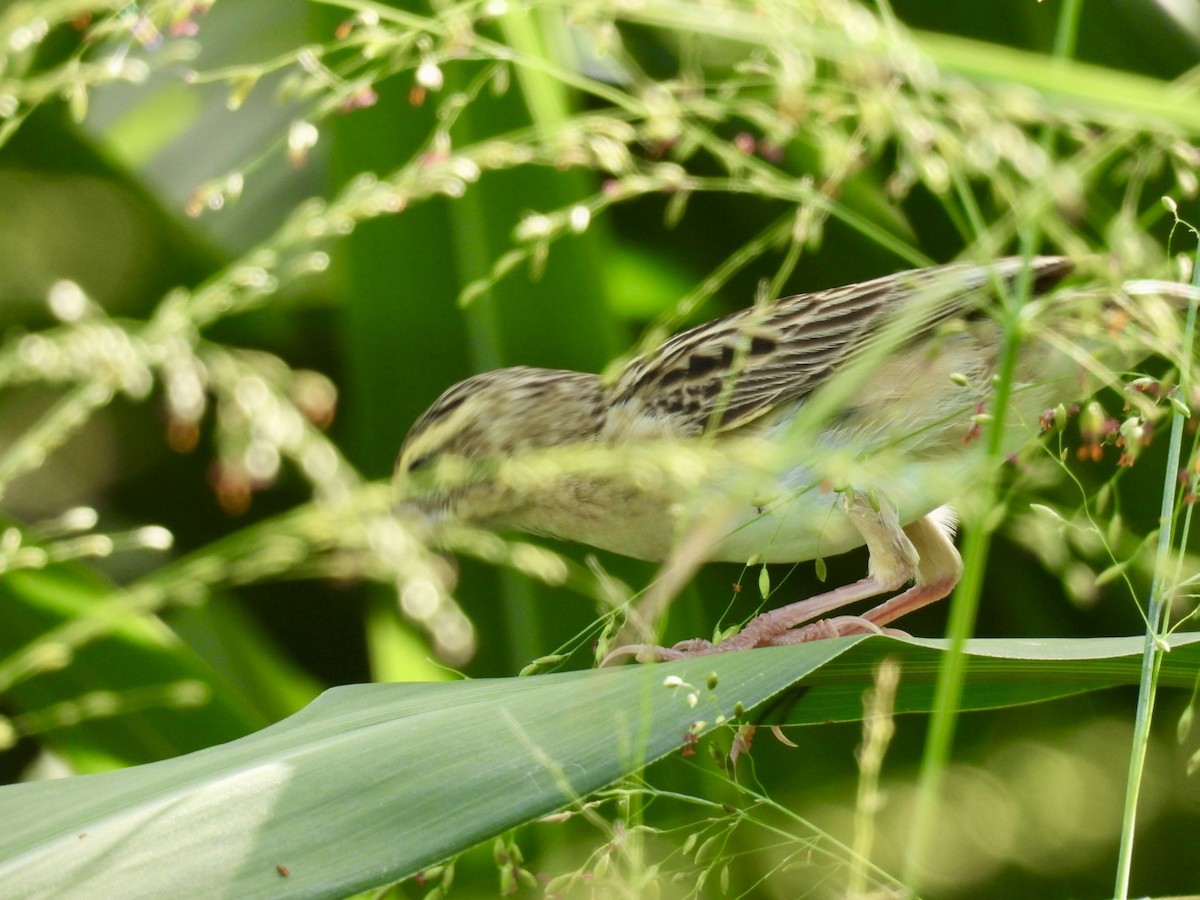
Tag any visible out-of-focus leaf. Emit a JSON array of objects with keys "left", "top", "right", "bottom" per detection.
[
  {"left": 0, "top": 634, "right": 1195, "bottom": 897},
  {"left": 0, "top": 563, "right": 273, "bottom": 772}
]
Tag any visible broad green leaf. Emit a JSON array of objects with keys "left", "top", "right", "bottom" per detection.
[
  {"left": 1, "top": 634, "right": 1196, "bottom": 898},
  {"left": 774, "top": 634, "right": 1200, "bottom": 724},
  {"left": 0, "top": 563, "right": 278, "bottom": 772}
]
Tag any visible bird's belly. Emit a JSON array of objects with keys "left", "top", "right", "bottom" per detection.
[
  {"left": 520, "top": 441, "right": 989, "bottom": 565},
  {"left": 702, "top": 453, "right": 981, "bottom": 564}
]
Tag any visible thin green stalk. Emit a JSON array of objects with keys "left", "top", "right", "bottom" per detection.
[
  {"left": 897, "top": 283, "right": 1025, "bottom": 894},
  {"left": 498, "top": 7, "right": 573, "bottom": 125},
  {"left": 1114, "top": 254, "right": 1200, "bottom": 897},
  {"left": 848, "top": 658, "right": 900, "bottom": 898},
  {"left": 0, "top": 382, "right": 115, "bottom": 502},
  {"left": 900, "top": 1, "right": 1082, "bottom": 892}
]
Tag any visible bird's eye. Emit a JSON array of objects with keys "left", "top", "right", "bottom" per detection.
[{"left": 406, "top": 453, "right": 434, "bottom": 473}]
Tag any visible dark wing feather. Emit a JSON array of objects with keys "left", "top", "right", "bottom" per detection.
[{"left": 608, "top": 256, "right": 1073, "bottom": 436}]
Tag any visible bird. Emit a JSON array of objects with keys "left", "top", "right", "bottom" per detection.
[{"left": 394, "top": 256, "right": 1178, "bottom": 658}]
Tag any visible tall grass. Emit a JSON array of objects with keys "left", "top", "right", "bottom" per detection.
[{"left": 0, "top": 0, "right": 1197, "bottom": 896}]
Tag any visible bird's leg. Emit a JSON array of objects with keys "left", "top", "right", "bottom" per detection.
[
  {"left": 704, "top": 491, "right": 934, "bottom": 652},
  {"left": 603, "top": 494, "right": 961, "bottom": 664},
  {"left": 766, "top": 509, "right": 962, "bottom": 645}
]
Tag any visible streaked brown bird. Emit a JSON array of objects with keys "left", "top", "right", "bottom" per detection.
[{"left": 395, "top": 256, "right": 1184, "bottom": 657}]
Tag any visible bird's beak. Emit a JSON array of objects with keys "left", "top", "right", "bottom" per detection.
[{"left": 392, "top": 485, "right": 451, "bottom": 544}]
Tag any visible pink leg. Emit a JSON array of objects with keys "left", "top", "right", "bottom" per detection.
[
  {"left": 762, "top": 510, "right": 963, "bottom": 646},
  {"left": 767, "top": 578, "right": 956, "bottom": 644},
  {"left": 700, "top": 571, "right": 909, "bottom": 652},
  {"left": 601, "top": 572, "right": 907, "bottom": 662},
  {"left": 604, "top": 498, "right": 962, "bottom": 662}
]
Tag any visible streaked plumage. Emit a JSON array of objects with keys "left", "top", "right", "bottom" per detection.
[
  {"left": 608, "top": 257, "right": 1071, "bottom": 436},
  {"left": 395, "top": 256, "right": 1165, "bottom": 653}
]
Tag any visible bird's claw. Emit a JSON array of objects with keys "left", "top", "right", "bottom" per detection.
[
  {"left": 601, "top": 616, "right": 909, "bottom": 664},
  {"left": 600, "top": 637, "right": 717, "bottom": 665}
]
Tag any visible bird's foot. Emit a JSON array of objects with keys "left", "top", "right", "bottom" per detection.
[
  {"left": 763, "top": 615, "right": 910, "bottom": 644},
  {"left": 601, "top": 506, "right": 959, "bottom": 664},
  {"left": 600, "top": 616, "right": 908, "bottom": 664},
  {"left": 601, "top": 637, "right": 718, "bottom": 665}
]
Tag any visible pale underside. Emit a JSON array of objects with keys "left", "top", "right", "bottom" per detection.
[
  {"left": 393, "top": 255, "right": 1186, "bottom": 652},
  {"left": 504, "top": 328, "right": 1071, "bottom": 564},
  {"left": 398, "top": 257, "right": 1100, "bottom": 567}
]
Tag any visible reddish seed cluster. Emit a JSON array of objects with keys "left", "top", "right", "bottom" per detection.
[
  {"left": 643, "top": 138, "right": 676, "bottom": 159},
  {"left": 339, "top": 86, "right": 378, "bottom": 114},
  {"left": 1182, "top": 455, "right": 1200, "bottom": 504},
  {"left": 106, "top": 2, "right": 209, "bottom": 49},
  {"left": 680, "top": 729, "right": 699, "bottom": 758},
  {"left": 961, "top": 399, "right": 991, "bottom": 445},
  {"left": 166, "top": 419, "right": 200, "bottom": 454},
  {"left": 731, "top": 131, "right": 784, "bottom": 162},
  {"left": 1078, "top": 416, "right": 1122, "bottom": 463},
  {"left": 1115, "top": 419, "right": 1153, "bottom": 468},
  {"left": 208, "top": 462, "right": 254, "bottom": 515},
  {"left": 419, "top": 147, "right": 452, "bottom": 168},
  {"left": 1129, "top": 379, "right": 1164, "bottom": 399},
  {"left": 1038, "top": 404, "right": 1081, "bottom": 432},
  {"left": 729, "top": 724, "right": 756, "bottom": 766},
  {"left": 168, "top": 18, "right": 200, "bottom": 38},
  {"left": 334, "top": 10, "right": 381, "bottom": 41},
  {"left": 760, "top": 141, "right": 784, "bottom": 163},
  {"left": 1035, "top": 397, "right": 1164, "bottom": 466}
]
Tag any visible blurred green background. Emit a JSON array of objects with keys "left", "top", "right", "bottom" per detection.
[{"left": 1, "top": 0, "right": 1199, "bottom": 896}]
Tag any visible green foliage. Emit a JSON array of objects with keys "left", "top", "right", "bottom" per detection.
[
  {"left": 3, "top": 635, "right": 1198, "bottom": 897},
  {"left": 0, "top": 1, "right": 1198, "bottom": 898}
]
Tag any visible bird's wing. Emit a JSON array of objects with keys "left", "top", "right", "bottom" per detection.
[{"left": 607, "top": 256, "right": 1074, "bottom": 437}]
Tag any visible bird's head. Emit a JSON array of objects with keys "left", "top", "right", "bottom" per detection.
[{"left": 395, "top": 366, "right": 606, "bottom": 526}]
